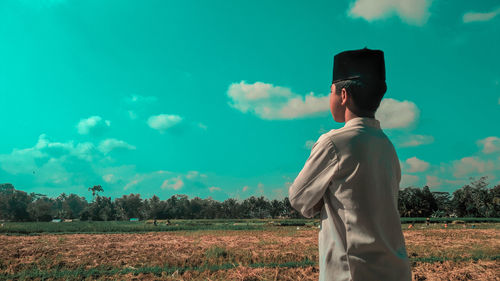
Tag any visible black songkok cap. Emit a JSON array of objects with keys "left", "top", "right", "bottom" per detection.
[{"left": 332, "top": 48, "right": 385, "bottom": 84}]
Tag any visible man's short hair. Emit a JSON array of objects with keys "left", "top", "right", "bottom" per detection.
[{"left": 334, "top": 79, "right": 387, "bottom": 115}]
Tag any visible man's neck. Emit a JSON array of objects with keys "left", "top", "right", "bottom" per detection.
[{"left": 344, "top": 107, "right": 374, "bottom": 123}]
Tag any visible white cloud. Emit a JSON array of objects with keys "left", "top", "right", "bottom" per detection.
[
  {"left": 227, "top": 81, "right": 329, "bottom": 120},
  {"left": 161, "top": 176, "right": 184, "bottom": 190},
  {"left": 463, "top": 7, "right": 500, "bottom": 23},
  {"left": 122, "top": 95, "right": 158, "bottom": 120},
  {"left": 271, "top": 188, "right": 286, "bottom": 199},
  {"left": 114, "top": 168, "right": 212, "bottom": 194},
  {"left": 185, "top": 170, "right": 207, "bottom": 180},
  {"left": 0, "top": 134, "right": 218, "bottom": 197},
  {"left": 124, "top": 179, "right": 141, "bottom": 191},
  {"left": 37, "top": 136, "right": 94, "bottom": 161},
  {"left": 128, "top": 110, "right": 138, "bottom": 120},
  {"left": 0, "top": 134, "right": 100, "bottom": 176},
  {"left": 209, "top": 186, "right": 221, "bottom": 192},
  {"left": 0, "top": 134, "right": 104, "bottom": 189},
  {"left": 348, "top": 0, "right": 431, "bottom": 26},
  {"left": 103, "top": 174, "right": 114, "bottom": 183},
  {"left": 477, "top": 136, "right": 500, "bottom": 154},
  {"left": 425, "top": 175, "right": 441, "bottom": 188},
  {"left": 399, "top": 134, "right": 434, "bottom": 147},
  {"left": 228, "top": 81, "right": 419, "bottom": 126},
  {"left": 279, "top": 94, "right": 330, "bottom": 119},
  {"left": 77, "top": 116, "right": 111, "bottom": 135},
  {"left": 0, "top": 147, "right": 43, "bottom": 175},
  {"left": 400, "top": 174, "right": 419, "bottom": 187},
  {"left": 282, "top": 175, "right": 293, "bottom": 185},
  {"left": 73, "top": 143, "right": 97, "bottom": 161},
  {"left": 375, "top": 98, "right": 419, "bottom": 129},
  {"left": 398, "top": 136, "right": 500, "bottom": 189},
  {"left": 256, "top": 182, "right": 265, "bottom": 196},
  {"left": 97, "top": 139, "right": 136, "bottom": 155},
  {"left": 186, "top": 171, "right": 199, "bottom": 179},
  {"left": 305, "top": 140, "right": 315, "bottom": 149},
  {"left": 452, "top": 157, "right": 495, "bottom": 178},
  {"left": 147, "top": 114, "right": 183, "bottom": 132},
  {"left": 197, "top": 123, "right": 208, "bottom": 130},
  {"left": 124, "top": 94, "right": 158, "bottom": 104},
  {"left": 405, "top": 157, "right": 430, "bottom": 173},
  {"left": 36, "top": 135, "right": 95, "bottom": 161}
]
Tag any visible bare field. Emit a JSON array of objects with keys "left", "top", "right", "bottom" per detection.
[{"left": 1, "top": 226, "right": 499, "bottom": 280}]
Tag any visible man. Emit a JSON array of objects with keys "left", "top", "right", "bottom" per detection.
[{"left": 288, "top": 48, "right": 411, "bottom": 281}]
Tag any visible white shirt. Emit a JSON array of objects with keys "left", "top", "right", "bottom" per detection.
[{"left": 289, "top": 117, "right": 411, "bottom": 281}]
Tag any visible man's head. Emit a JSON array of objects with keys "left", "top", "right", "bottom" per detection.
[
  {"left": 329, "top": 48, "right": 387, "bottom": 122},
  {"left": 329, "top": 79, "right": 386, "bottom": 122}
]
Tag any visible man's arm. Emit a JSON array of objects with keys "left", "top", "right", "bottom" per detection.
[
  {"left": 288, "top": 135, "right": 338, "bottom": 218},
  {"left": 311, "top": 198, "right": 324, "bottom": 216},
  {"left": 394, "top": 156, "right": 402, "bottom": 208}
]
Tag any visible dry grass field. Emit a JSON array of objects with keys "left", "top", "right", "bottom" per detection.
[{"left": 0, "top": 223, "right": 499, "bottom": 280}]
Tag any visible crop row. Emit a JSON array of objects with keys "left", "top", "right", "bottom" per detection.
[
  {"left": 2, "top": 255, "right": 498, "bottom": 281},
  {"left": 1, "top": 218, "right": 499, "bottom": 235}
]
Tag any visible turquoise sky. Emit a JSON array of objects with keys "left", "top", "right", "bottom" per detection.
[{"left": 0, "top": 0, "right": 499, "bottom": 201}]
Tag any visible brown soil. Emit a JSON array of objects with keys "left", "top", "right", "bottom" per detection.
[{"left": 0, "top": 228, "right": 498, "bottom": 280}]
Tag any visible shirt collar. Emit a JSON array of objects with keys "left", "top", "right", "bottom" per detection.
[{"left": 344, "top": 117, "right": 381, "bottom": 129}]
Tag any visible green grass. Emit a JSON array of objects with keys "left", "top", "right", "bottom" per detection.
[
  {"left": 205, "top": 246, "right": 230, "bottom": 260},
  {"left": 0, "top": 218, "right": 498, "bottom": 235},
  {"left": 2, "top": 255, "right": 498, "bottom": 281},
  {"left": 400, "top": 217, "right": 500, "bottom": 223},
  {"left": 410, "top": 255, "right": 500, "bottom": 264},
  {"left": 0, "top": 221, "right": 265, "bottom": 235},
  {"left": 401, "top": 222, "right": 500, "bottom": 230},
  {"left": 0, "top": 219, "right": 322, "bottom": 235},
  {"left": 0, "top": 259, "right": 317, "bottom": 280}
]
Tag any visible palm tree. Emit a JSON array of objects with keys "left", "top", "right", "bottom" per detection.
[{"left": 88, "top": 185, "right": 104, "bottom": 202}]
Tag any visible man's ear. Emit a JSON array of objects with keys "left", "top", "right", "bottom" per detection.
[{"left": 341, "top": 88, "right": 348, "bottom": 106}]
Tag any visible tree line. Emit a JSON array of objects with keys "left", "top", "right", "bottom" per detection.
[{"left": 0, "top": 177, "right": 498, "bottom": 222}]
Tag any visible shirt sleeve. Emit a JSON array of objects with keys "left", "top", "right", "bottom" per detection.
[
  {"left": 394, "top": 158, "right": 402, "bottom": 208},
  {"left": 288, "top": 134, "right": 338, "bottom": 218}
]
